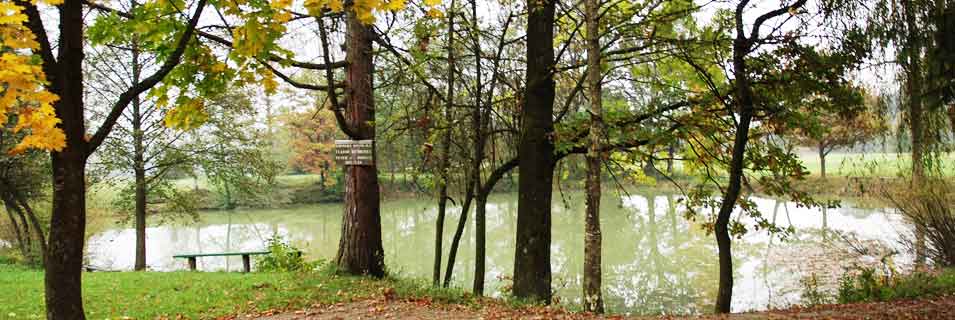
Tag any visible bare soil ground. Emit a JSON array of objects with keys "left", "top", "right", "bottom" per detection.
[{"left": 237, "top": 294, "right": 955, "bottom": 320}]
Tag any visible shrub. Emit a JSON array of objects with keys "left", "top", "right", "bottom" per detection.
[
  {"left": 256, "top": 236, "right": 321, "bottom": 272},
  {"left": 884, "top": 179, "right": 955, "bottom": 267},
  {"left": 837, "top": 266, "right": 955, "bottom": 303},
  {"left": 800, "top": 273, "right": 834, "bottom": 306}
]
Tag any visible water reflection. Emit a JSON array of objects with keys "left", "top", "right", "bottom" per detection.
[{"left": 87, "top": 191, "right": 904, "bottom": 315}]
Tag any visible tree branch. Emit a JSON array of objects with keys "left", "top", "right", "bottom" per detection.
[{"left": 87, "top": 0, "right": 209, "bottom": 154}]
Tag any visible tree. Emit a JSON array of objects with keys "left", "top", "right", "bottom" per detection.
[
  {"left": 333, "top": 7, "right": 386, "bottom": 277},
  {"left": 0, "top": 127, "right": 48, "bottom": 265},
  {"left": 87, "top": 24, "right": 205, "bottom": 271},
  {"left": 285, "top": 108, "right": 339, "bottom": 186},
  {"left": 514, "top": 0, "right": 558, "bottom": 302},
  {"left": 583, "top": 0, "right": 604, "bottom": 311},
  {"left": 676, "top": 0, "right": 870, "bottom": 312},
  {"left": 8, "top": 0, "right": 209, "bottom": 316},
  {"left": 792, "top": 92, "right": 886, "bottom": 179}
]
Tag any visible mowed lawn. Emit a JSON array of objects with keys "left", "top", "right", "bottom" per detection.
[
  {"left": 0, "top": 264, "right": 465, "bottom": 319},
  {"left": 797, "top": 152, "right": 955, "bottom": 177}
]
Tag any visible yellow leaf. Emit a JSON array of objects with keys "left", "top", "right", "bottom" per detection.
[
  {"left": 328, "top": 0, "right": 343, "bottom": 12},
  {"left": 269, "top": 0, "right": 291, "bottom": 9},
  {"left": 426, "top": 7, "right": 443, "bottom": 18}
]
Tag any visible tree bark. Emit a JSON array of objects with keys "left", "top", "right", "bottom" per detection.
[
  {"left": 583, "top": 0, "right": 604, "bottom": 312},
  {"left": 131, "top": 26, "right": 148, "bottom": 271},
  {"left": 45, "top": 0, "right": 89, "bottom": 317},
  {"left": 434, "top": 0, "right": 455, "bottom": 286},
  {"left": 12, "top": 191, "right": 47, "bottom": 262},
  {"left": 818, "top": 144, "right": 827, "bottom": 179},
  {"left": 3, "top": 198, "right": 28, "bottom": 257},
  {"left": 713, "top": 30, "right": 757, "bottom": 315},
  {"left": 514, "top": 0, "right": 556, "bottom": 303},
  {"left": 902, "top": 0, "right": 927, "bottom": 267},
  {"left": 335, "top": 9, "right": 385, "bottom": 277},
  {"left": 468, "top": 0, "right": 488, "bottom": 296}
]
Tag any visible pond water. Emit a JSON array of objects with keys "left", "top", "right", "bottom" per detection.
[{"left": 87, "top": 191, "right": 910, "bottom": 315}]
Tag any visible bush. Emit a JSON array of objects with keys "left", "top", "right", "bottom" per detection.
[
  {"left": 837, "top": 267, "right": 955, "bottom": 303},
  {"left": 256, "top": 236, "right": 321, "bottom": 272},
  {"left": 800, "top": 273, "right": 834, "bottom": 306},
  {"left": 884, "top": 179, "right": 955, "bottom": 267}
]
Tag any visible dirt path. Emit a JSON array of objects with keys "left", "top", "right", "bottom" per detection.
[{"left": 243, "top": 295, "right": 955, "bottom": 320}]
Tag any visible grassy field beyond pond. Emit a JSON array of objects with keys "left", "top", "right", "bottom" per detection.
[{"left": 0, "top": 264, "right": 469, "bottom": 319}]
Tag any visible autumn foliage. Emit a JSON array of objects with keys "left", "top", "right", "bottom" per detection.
[{"left": 0, "top": 0, "right": 65, "bottom": 154}]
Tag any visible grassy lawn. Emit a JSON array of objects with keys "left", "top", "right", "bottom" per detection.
[
  {"left": 797, "top": 152, "right": 955, "bottom": 177},
  {"left": 0, "top": 264, "right": 468, "bottom": 319}
]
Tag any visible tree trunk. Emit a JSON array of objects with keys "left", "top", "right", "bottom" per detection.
[
  {"left": 3, "top": 198, "right": 28, "bottom": 257},
  {"left": 473, "top": 191, "right": 488, "bottom": 294},
  {"left": 45, "top": 0, "right": 88, "bottom": 316},
  {"left": 132, "top": 31, "right": 148, "bottom": 272},
  {"left": 434, "top": 138, "right": 449, "bottom": 285},
  {"left": 467, "top": 159, "right": 519, "bottom": 294},
  {"left": 582, "top": 0, "right": 604, "bottom": 312},
  {"left": 903, "top": 0, "right": 927, "bottom": 267},
  {"left": 469, "top": 0, "right": 488, "bottom": 296},
  {"left": 335, "top": 10, "right": 385, "bottom": 277},
  {"left": 818, "top": 144, "right": 827, "bottom": 179},
  {"left": 514, "top": 0, "right": 556, "bottom": 303},
  {"left": 47, "top": 153, "right": 89, "bottom": 319},
  {"left": 13, "top": 191, "right": 47, "bottom": 263},
  {"left": 434, "top": 0, "right": 455, "bottom": 286},
  {"left": 666, "top": 143, "right": 675, "bottom": 175},
  {"left": 713, "top": 34, "right": 757, "bottom": 314}
]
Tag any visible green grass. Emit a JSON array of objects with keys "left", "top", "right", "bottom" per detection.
[
  {"left": 797, "top": 152, "right": 955, "bottom": 178},
  {"left": 0, "top": 263, "right": 472, "bottom": 319}
]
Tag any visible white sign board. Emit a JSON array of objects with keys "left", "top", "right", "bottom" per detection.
[{"left": 335, "top": 140, "right": 374, "bottom": 166}]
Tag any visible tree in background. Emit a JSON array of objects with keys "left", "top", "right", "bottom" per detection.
[
  {"left": 285, "top": 108, "right": 339, "bottom": 187},
  {"left": 791, "top": 91, "right": 887, "bottom": 179},
  {"left": 0, "top": 125, "right": 48, "bottom": 265},
  {"left": 188, "top": 90, "right": 282, "bottom": 210},
  {"left": 87, "top": 15, "right": 205, "bottom": 270}
]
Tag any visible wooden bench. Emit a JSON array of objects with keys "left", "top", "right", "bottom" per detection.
[{"left": 173, "top": 251, "right": 271, "bottom": 273}]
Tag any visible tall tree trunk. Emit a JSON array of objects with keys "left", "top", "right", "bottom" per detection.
[
  {"left": 13, "top": 191, "right": 47, "bottom": 262},
  {"left": 582, "top": 0, "right": 604, "bottom": 312},
  {"left": 434, "top": 0, "right": 455, "bottom": 285},
  {"left": 514, "top": 0, "right": 556, "bottom": 303},
  {"left": 666, "top": 143, "right": 675, "bottom": 175},
  {"left": 903, "top": 0, "right": 927, "bottom": 267},
  {"left": 473, "top": 191, "right": 488, "bottom": 294},
  {"left": 713, "top": 34, "right": 757, "bottom": 314},
  {"left": 443, "top": 195, "right": 474, "bottom": 287},
  {"left": 441, "top": 5, "right": 480, "bottom": 288},
  {"left": 47, "top": 152, "right": 88, "bottom": 319},
  {"left": 131, "top": 29, "right": 148, "bottom": 272},
  {"left": 474, "top": 158, "right": 518, "bottom": 294},
  {"left": 45, "top": 0, "right": 89, "bottom": 316},
  {"left": 3, "top": 198, "right": 28, "bottom": 257},
  {"left": 335, "top": 9, "right": 385, "bottom": 277},
  {"left": 818, "top": 144, "right": 827, "bottom": 179},
  {"left": 469, "top": 0, "right": 488, "bottom": 296},
  {"left": 434, "top": 132, "right": 449, "bottom": 285}
]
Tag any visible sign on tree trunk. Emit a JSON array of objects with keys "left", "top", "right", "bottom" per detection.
[{"left": 335, "top": 140, "right": 374, "bottom": 166}]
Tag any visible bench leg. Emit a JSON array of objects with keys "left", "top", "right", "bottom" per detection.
[
  {"left": 242, "top": 255, "right": 251, "bottom": 273},
  {"left": 188, "top": 257, "right": 197, "bottom": 271}
]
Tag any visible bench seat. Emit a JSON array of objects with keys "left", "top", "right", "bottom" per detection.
[{"left": 173, "top": 251, "right": 271, "bottom": 272}]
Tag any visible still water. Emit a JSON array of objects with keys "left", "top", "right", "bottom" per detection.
[{"left": 87, "top": 191, "right": 908, "bottom": 315}]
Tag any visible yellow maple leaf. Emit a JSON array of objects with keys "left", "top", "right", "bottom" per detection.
[
  {"left": 426, "top": 7, "right": 443, "bottom": 18},
  {"left": 328, "top": 0, "right": 344, "bottom": 12}
]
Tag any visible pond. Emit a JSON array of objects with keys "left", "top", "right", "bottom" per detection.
[{"left": 86, "top": 190, "right": 910, "bottom": 315}]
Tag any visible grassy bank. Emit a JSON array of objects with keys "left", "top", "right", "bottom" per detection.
[{"left": 0, "top": 263, "right": 470, "bottom": 319}]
